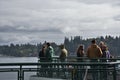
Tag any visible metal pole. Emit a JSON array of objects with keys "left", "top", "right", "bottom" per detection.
[
  {"left": 113, "top": 64, "right": 117, "bottom": 80},
  {"left": 83, "top": 68, "right": 88, "bottom": 80},
  {"left": 18, "top": 70, "right": 20, "bottom": 80},
  {"left": 20, "top": 65, "right": 22, "bottom": 80}
]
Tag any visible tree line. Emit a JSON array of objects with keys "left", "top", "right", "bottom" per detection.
[
  {"left": 0, "top": 35, "right": 120, "bottom": 57},
  {"left": 64, "top": 35, "right": 120, "bottom": 57}
]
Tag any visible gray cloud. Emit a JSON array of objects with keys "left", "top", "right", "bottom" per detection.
[
  {"left": 0, "top": 0, "right": 120, "bottom": 45},
  {"left": 113, "top": 15, "right": 120, "bottom": 21},
  {"left": 72, "top": 0, "right": 120, "bottom": 5},
  {"left": 0, "top": 25, "right": 62, "bottom": 34}
]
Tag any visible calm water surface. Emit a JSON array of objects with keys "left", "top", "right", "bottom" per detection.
[{"left": 0, "top": 57, "right": 38, "bottom": 80}]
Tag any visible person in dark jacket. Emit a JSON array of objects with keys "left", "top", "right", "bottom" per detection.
[
  {"left": 38, "top": 45, "right": 46, "bottom": 76},
  {"left": 77, "top": 44, "right": 84, "bottom": 61},
  {"left": 76, "top": 44, "right": 85, "bottom": 80},
  {"left": 39, "top": 45, "right": 46, "bottom": 62}
]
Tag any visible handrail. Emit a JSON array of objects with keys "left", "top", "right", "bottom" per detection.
[
  {"left": 0, "top": 59, "right": 120, "bottom": 80},
  {"left": 0, "top": 61, "right": 119, "bottom": 66},
  {"left": 38, "top": 56, "right": 120, "bottom": 63},
  {"left": 38, "top": 56, "right": 120, "bottom": 60}
]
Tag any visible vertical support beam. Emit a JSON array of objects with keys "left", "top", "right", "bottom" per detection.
[
  {"left": 22, "top": 71, "right": 24, "bottom": 80},
  {"left": 72, "top": 69, "right": 75, "bottom": 80},
  {"left": 113, "top": 64, "right": 117, "bottom": 80},
  {"left": 18, "top": 70, "right": 20, "bottom": 80},
  {"left": 19, "top": 65, "right": 23, "bottom": 80}
]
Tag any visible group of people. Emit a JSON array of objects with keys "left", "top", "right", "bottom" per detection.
[
  {"left": 77, "top": 39, "right": 113, "bottom": 60},
  {"left": 38, "top": 42, "right": 54, "bottom": 62},
  {"left": 39, "top": 39, "right": 113, "bottom": 62},
  {"left": 38, "top": 42, "right": 68, "bottom": 77},
  {"left": 38, "top": 42, "right": 55, "bottom": 77},
  {"left": 38, "top": 40, "right": 113, "bottom": 79},
  {"left": 76, "top": 39, "right": 113, "bottom": 80},
  {"left": 38, "top": 42, "right": 68, "bottom": 63}
]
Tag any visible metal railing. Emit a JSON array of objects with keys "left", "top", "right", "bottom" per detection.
[{"left": 0, "top": 57, "right": 120, "bottom": 80}]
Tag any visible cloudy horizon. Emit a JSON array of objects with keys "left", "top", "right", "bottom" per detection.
[{"left": 0, "top": 0, "right": 120, "bottom": 45}]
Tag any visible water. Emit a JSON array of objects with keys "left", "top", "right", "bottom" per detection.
[{"left": 0, "top": 57, "right": 38, "bottom": 80}]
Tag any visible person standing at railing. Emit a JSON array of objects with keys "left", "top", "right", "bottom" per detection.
[
  {"left": 99, "top": 44, "right": 111, "bottom": 80},
  {"left": 99, "top": 41, "right": 114, "bottom": 61},
  {"left": 38, "top": 45, "right": 46, "bottom": 76},
  {"left": 59, "top": 44, "right": 68, "bottom": 62},
  {"left": 101, "top": 45, "right": 111, "bottom": 61},
  {"left": 99, "top": 41, "right": 105, "bottom": 50},
  {"left": 87, "top": 39, "right": 102, "bottom": 59},
  {"left": 76, "top": 44, "right": 85, "bottom": 61},
  {"left": 87, "top": 39, "right": 103, "bottom": 80},
  {"left": 45, "top": 42, "right": 55, "bottom": 77},
  {"left": 59, "top": 44, "right": 68, "bottom": 78},
  {"left": 76, "top": 44, "right": 85, "bottom": 80},
  {"left": 45, "top": 42, "right": 54, "bottom": 62},
  {"left": 39, "top": 45, "right": 46, "bottom": 62}
]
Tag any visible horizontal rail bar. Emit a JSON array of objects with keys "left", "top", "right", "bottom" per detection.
[
  {"left": 0, "top": 61, "right": 119, "bottom": 66},
  {"left": 0, "top": 59, "right": 120, "bottom": 80}
]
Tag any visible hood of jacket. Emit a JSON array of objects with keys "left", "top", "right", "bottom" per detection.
[{"left": 90, "top": 44, "right": 98, "bottom": 48}]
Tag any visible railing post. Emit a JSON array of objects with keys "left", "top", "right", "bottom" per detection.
[
  {"left": 18, "top": 70, "right": 20, "bottom": 80},
  {"left": 113, "top": 64, "right": 117, "bottom": 80},
  {"left": 72, "top": 68, "right": 75, "bottom": 80},
  {"left": 19, "top": 65, "right": 23, "bottom": 80}
]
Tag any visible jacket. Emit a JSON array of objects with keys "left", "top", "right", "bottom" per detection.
[
  {"left": 87, "top": 44, "right": 102, "bottom": 58},
  {"left": 60, "top": 48, "right": 68, "bottom": 61},
  {"left": 45, "top": 46, "right": 54, "bottom": 61}
]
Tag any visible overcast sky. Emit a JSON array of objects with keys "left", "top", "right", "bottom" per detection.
[{"left": 0, "top": 0, "right": 120, "bottom": 45}]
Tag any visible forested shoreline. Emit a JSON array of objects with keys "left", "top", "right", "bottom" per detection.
[{"left": 0, "top": 35, "right": 120, "bottom": 57}]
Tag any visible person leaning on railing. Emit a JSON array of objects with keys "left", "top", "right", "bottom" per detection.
[
  {"left": 59, "top": 44, "right": 68, "bottom": 62},
  {"left": 38, "top": 45, "right": 46, "bottom": 62},
  {"left": 101, "top": 45, "right": 111, "bottom": 61},
  {"left": 87, "top": 39, "right": 102, "bottom": 60},
  {"left": 45, "top": 42, "right": 55, "bottom": 77},
  {"left": 38, "top": 45, "right": 46, "bottom": 76},
  {"left": 86, "top": 39, "right": 103, "bottom": 80},
  {"left": 58, "top": 44, "right": 68, "bottom": 78},
  {"left": 76, "top": 44, "right": 85, "bottom": 80},
  {"left": 100, "top": 44, "right": 111, "bottom": 80},
  {"left": 76, "top": 44, "right": 85, "bottom": 61},
  {"left": 45, "top": 42, "right": 54, "bottom": 62}
]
